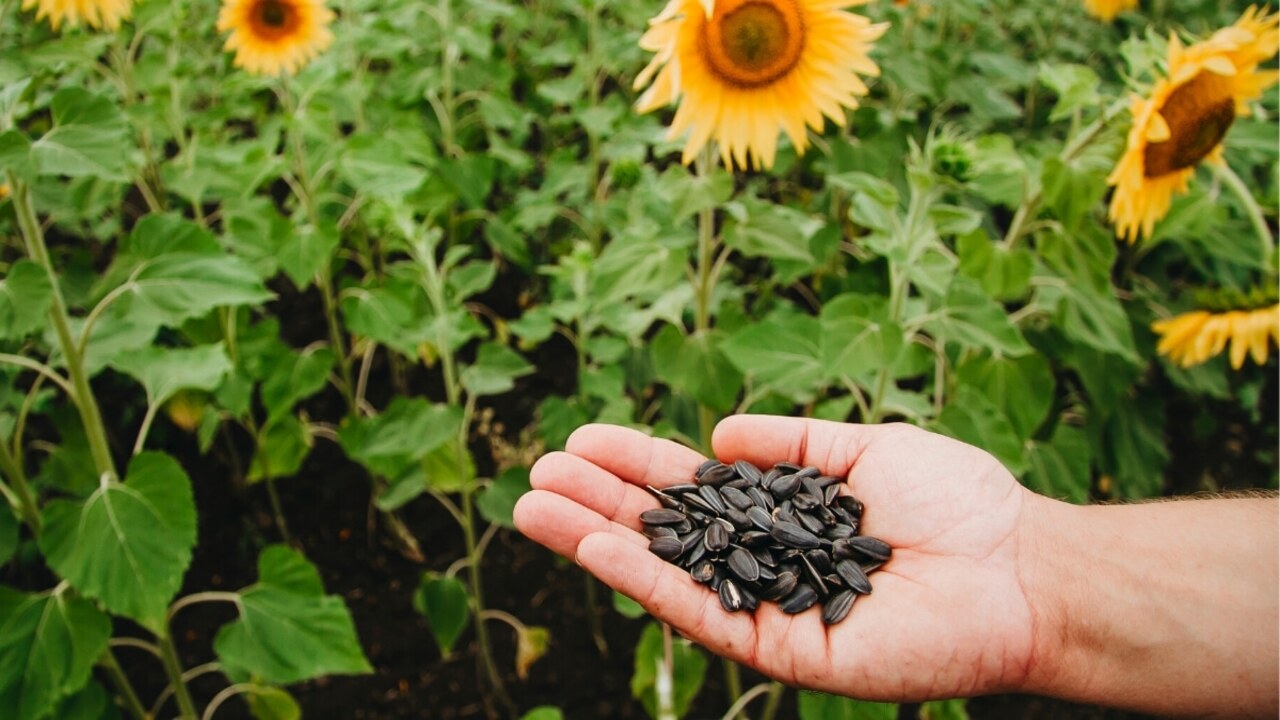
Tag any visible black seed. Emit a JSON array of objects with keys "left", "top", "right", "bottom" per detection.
[
  {"left": 847, "top": 535, "right": 892, "bottom": 561},
  {"left": 836, "top": 559, "right": 873, "bottom": 594},
  {"left": 720, "top": 486, "right": 753, "bottom": 511},
  {"left": 780, "top": 584, "right": 819, "bottom": 614},
  {"left": 770, "top": 521, "right": 820, "bottom": 549},
  {"left": 739, "top": 530, "right": 772, "bottom": 548},
  {"left": 645, "top": 485, "right": 685, "bottom": 510},
  {"left": 695, "top": 458, "right": 721, "bottom": 478},
  {"left": 760, "top": 571, "right": 798, "bottom": 600},
  {"left": 837, "top": 495, "right": 865, "bottom": 519},
  {"left": 697, "top": 485, "right": 727, "bottom": 515},
  {"left": 816, "top": 474, "right": 843, "bottom": 488},
  {"left": 824, "top": 524, "right": 854, "bottom": 541},
  {"left": 805, "top": 549, "right": 834, "bottom": 575},
  {"left": 771, "top": 506, "right": 798, "bottom": 527},
  {"left": 770, "top": 474, "right": 801, "bottom": 499},
  {"left": 860, "top": 560, "right": 884, "bottom": 574},
  {"left": 800, "top": 554, "right": 829, "bottom": 597},
  {"left": 760, "top": 467, "right": 782, "bottom": 490},
  {"left": 739, "top": 585, "right": 759, "bottom": 611},
  {"left": 643, "top": 525, "right": 677, "bottom": 539},
  {"left": 746, "top": 487, "right": 774, "bottom": 512},
  {"left": 757, "top": 565, "right": 777, "bottom": 583},
  {"left": 705, "top": 522, "right": 730, "bottom": 552},
  {"left": 800, "top": 476, "right": 823, "bottom": 499},
  {"left": 815, "top": 504, "right": 838, "bottom": 527},
  {"left": 671, "top": 519, "right": 693, "bottom": 534},
  {"left": 831, "top": 538, "right": 855, "bottom": 561},
  {"left": 710, "top": 566, "right": 726, "bottom": 591},
  {"left": 718, "top": 578, "right": 744, "bottom": 611},
  {"left": 648, "top": 536, "right": 684, "bottom": 561},
  {"left": 752, "top": 547, "right": 777, "bottom": 567},
  {"left": 746, "top": 506, "right": 773, "bottom": 531},
  {"left": 792, "top": 490, "right": 819, "bottom": 512},
  {"left": 691, "top": 560, "right": 716, "bottom": 583},
  {"left": 640, "top": 508, "right": 687, "bottom": 526},
  {"left": 728, "top": 547, "right": 761, "bottom": 582},
  {"left": 774, "top": 461, "right": 802, "bottom": 474},
  {"left": 679, "top": 528, "right": 705, "bottom": 551},
  {"left": 682, "top": 493, "right": 716, "bottom": 515},
  {"left": 823, "top": 484, "right": 842, "bottom": 506},
  {"left": 797, "top": 511, "right": 826, "bottom": 536},
  {"left": 698, "top": 464, "right": 736, "bottom": 486},
  {"left": 823, "top": 590, "right": 856, "bottom": 625},
  {"left": 725, "top": 507, "right": 752, "bottom": 531},
  {"left": 724, "top": 478, "right": 752, "bottom": 490},
  {"left": 733, "top": 460, "right": 763, "bottom": 484},
  {"left": 665, "top": 483, "right": 699, "bottom": 495},
  {"left": 683, "top": 541, "right": 708, "bottom": 567},
  {"left": 796, "top": 466, "right": 821, "bottom": 480}
]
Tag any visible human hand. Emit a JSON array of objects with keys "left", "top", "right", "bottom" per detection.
[{"left": 514, "top": 415, "right": 1047, "bottom": 702}]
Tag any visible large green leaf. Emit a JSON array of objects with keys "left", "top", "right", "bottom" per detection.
[
  {"left": 338, "top": 397, "right": 463, "bottom": 480},
  {"left": 54, "top": 681, "right": 119, "bottom": 720},
  {"left": 476, "top": 467, "right": 531, "bottom": 529},
  {"left": 39, "top": 453, "right": 197, "bottom": 632},
  {"left": 0, "top": 261, "right": 53, "bottom": 341},
  {"left": 721, "top": 199, "right": 819, "bottom": 264},
  {"left": 1025, "top": 424, "right": 1091, "bottom": 503},
  {"left": 246, "top": 416, "right": 312, "bottom": 483},
  {"left": 631, "top": 622, "right": 707, "bottom": 720},
  {"left": 650, "top": 325, "right": 742, "bottom": 414},
  {"left": 956, "top": 353, "right": 1054, "bottom": 441},
  {"left": 722, "top": 314, "right": 824, "bottom": 402},
  {"left": 931, "top": 386, "right": 1027, "bottom": 475},
  {"left": 215, "top": 545, "right": 372, "bottom": 684},
  {"left": 0, "top": 587, "right": 112, "bottom": 720},
  {"left": 104, "top": 254, "right": 274, "bottom": 327},
  {"left": 29, "top": 88, "right": 128, "bottom": 181},
  {"left": 956, "top": 231, "right": 1033, "bottom": 302},
  {"left": 820, "top": 294, "right": 905, "bottom": 384},
  {"left": 260, "top": 347, "right": 334, "bottom": 424},
  {"left": 925, "top": 276, "right": 1029, "bottom": 356},
  {"left": 412, "top": 572, "right": 470, "bottom": 657},
  {"left": 110, "top": 344, "right": 232, "bottom": 407},
  {"left": 341, "top": 135, "right": 428, "bottom": 199},
  {"left": 460, "top": 343, "right": 534, "bottom": 397},
  {"left": 339, "top": 279, "right": 431, "bottom": 359},
  {"left": 0, "top": 505, "right": 16, "bottom": 567}
]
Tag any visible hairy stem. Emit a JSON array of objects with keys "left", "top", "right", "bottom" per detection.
[{"left": 158, "top": 631, "right": 199, "bottom": 719}]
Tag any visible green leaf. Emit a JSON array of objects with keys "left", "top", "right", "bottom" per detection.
[
  {"left": 1041, "top": 154, "right": 1109, "bottom": 232},
  {"left": 121, "top": 214, "right": 221, "bottom": 259},
  {"left": 260, "top": 347, "right": 334, "bottom": 424},
  {"left": 341, "top": 135, "right": 428, "bottom": 199},
  {"left": 820, "top": 294, "right": 905, "bottom": 383},
  {"left": 0, "top": 261, "right": 53, "bottom": 341},
  {"left": 589, "top": 240, "right": 685, "bottom": 307},
  {"left": 216, "top": 545, "right": 372, "bottom": 684},
  {"left": 0, "top": 131, "right": 32, "bottom": 178},
  {"left": 1034, "top": 278, "right": 1140, "bottom": 363},
  {"left": 0, "top": 505, "right": 16, "bottom": 567},
  {"left": 612, "top": 591, "right": 646, "bottom": 619},
  {"left": 538, "top": 396, "right": 588, "bottom": 451},
  {"left": 476, "top": 467, "right": 530, "bottom": 529},
  {"left": 105, "top": 254, "right": 274, "bottom": 327},
  {"left": 932, "top": 386, "right": 1027, "bottom": 475},
  {"left": 1089, "top": 395, "right": 1167, "bottom": 498},
  {"left": 39, "top": 453, "right": 196, "bottom": 632},
  {"left": 660, "top": 166, "right": 734, "bottom": 223},
  {"left": 109, "top": 344, "right": 232, "bottom": 407},
  {"left": 722, "top": 314, "right": 824, "bottom": 402},
  {"left": 631, "top": 622, "right": 707, "bottom": 720},
  {"left": 412, "top": 572, "right": 470, "bottom": 657},
  {"left": 338, "top": 398, "right": 462, "bottom": 480},
  {"left": 54, "top": 681, "right": 119, "bottom": 720},
  {"left": 650, "top": 325, "right": 742, "bottom": 414},
  {"left": 278, "top": 224, "right": 340, "bottom": 291},
  {"left": 519, "top": 707, "right": 564, "bottom": 720},
  {"left": 956, "top": 353, "right": 1054, "bottom": 441},
  {"left": 926, "top": 276, "right": 1029, "bottom": 356},
  {"left": 1038, "top": 63, "right": 1102, "bottom": 122},
  {"left": 920, "top": 698, "right": 970, "bottom": 720},
  {"left": 420, "top": 440, "right": 476, "bottom": 494},
  {"left": 339, "top": 278, "right": 430, "bottom": 359},
  {"left": 956, "top": 231, "right": 1033, "bottom": 301},
  {"left": 30, "top": 88, "right": 128, "bottom": 181},
  {"left": 796, "top": 691, "right": 897, "bottom": 720},
  {"left": 246, "top": 686, "right": 301, "bottom": 720},
  {"left": 0, "top": 588, "right": 112, "bottom": 720},
  {"left": 722, "top": 200, "right": 819, "bottom": 263},
  {"left": 1025, "top": 424, "right": 1090, "bottom": 503},
  {"left": 247, "top": 416, "right": 312, "bottom": 483},
  {"left": 460, "top": 343, "right": 534, "bottom": 397}
]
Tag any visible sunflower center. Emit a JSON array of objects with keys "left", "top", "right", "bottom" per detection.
[
  {"left": 699, "top": 0, "right": 805, "bottom": 88},
  {"left": 251, "top": 0, "right": 299, "bottom": 37},
  {"left": 1143, "top": 72, "right": 1236, "bottom": 178}
]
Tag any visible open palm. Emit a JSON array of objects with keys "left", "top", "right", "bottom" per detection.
[{"left": 514, "top": 415, "right": 1039, "bottom": 702}]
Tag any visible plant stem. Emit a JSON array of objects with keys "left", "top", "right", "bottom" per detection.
[
  {"left": 723, "top": 659, "right": 746, "bottom": 720},
  {"left": 98, "top": 649, "right": 148, "bottom": 720},
  {"left": 693, "top": 148, "right": 720, "bottom": 452},
  {"left": 1212, "top": 161, "right": 1275, "bottom": 269},
  {"left": 317, "top": 267, "right": 356, "bottom": 416},
  {"left": 158, "top": 631, "right": 199, "bottom": 719},
  {"left": 759, "top": 681, "right": 785, "bottom": 720},
  {"left": 461, "top": 486, "right": 512, "bottom": 715},
  {"left": 0, "top": 437, "right": 41, "bottom": 532},
  {"left": 8, "top": 176, "right": 118, "bottom": 483},
  {"left": 264, "top": 476, "right": 292, "bottom": 545}
]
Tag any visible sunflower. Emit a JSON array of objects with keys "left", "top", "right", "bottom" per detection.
[
  {"left": 1152, "top": 303, "right": 1279, "bottom": 369},
  {"left": 633, "top": 0, "right": 888, "bottom": 170},
  {"left": 217, "top": 0, "right": 335, "bottom": 76},
  {"left": 1107, "top": 7, "right": 1280, "bottom": 243},
  {"left": 21, "top": 0, "right": 132, "bottom": 30},
  {"left": 1083, "top": 0, "right": 1137, "bottom": 22}
]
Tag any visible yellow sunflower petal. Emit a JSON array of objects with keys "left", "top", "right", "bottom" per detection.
[
  {"left": 633, "top": 0, "right": 884, "bottom": 170},
  {"left": 21, "top": 0, "right": 132, "bottom": 30},
  {"left": 218, "top": 0, "right": 334, "bottom": 76}
]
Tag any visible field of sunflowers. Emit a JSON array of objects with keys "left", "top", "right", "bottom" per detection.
[{"left": 0, "top": 0, "right": 1276, "bottom": 717}]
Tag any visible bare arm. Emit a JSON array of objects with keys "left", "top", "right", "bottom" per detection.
[{"left": 1019, "top": 494, "right": 1279, "bottom": 718}]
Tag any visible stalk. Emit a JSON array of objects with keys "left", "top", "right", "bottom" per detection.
[
  {"left": 8, "top": 176, "right": 118, "bottom": 483},
  {"left": 157, "top": 631, "right": 198, "bottom": 719},
  {"left": 461, "top": 486, "right": 513, "bottom": 715},
  {"left": 1212, "top": 161, "right": 1275, "bottom": 268},
  {"left": 574, "top": 317, "right": 609, "bottom": 656},
  {"left": 98, "top": 649, "right": 148, "bottom": 720},
  {"left": 0, "top": 438, "right": 41, "bottom": 532},
  {"left": 758, "top": 681, "right": 785, "bottom": 720}
]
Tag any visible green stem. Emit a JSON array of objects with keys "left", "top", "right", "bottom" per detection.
[
  {"left": 759, "top": 681, "right": 785, "bottom": 720},
  {"left": 1213, "top": 161, "right": 1275, "bottom": 269},
  {"left": 264, "top": 477, "right": 292, "bottom": 545},
  {"left": 461, "top": 487, "right": 512, "bottom": 715},
  {"left": 693, "top": 148, "right": 719, "bottom": 452},
  {"left": 723, "top": 659, "right": 746, "bottom": 720},
  {"left": 8, "top": 176, "right": 118, "bottom": 482},
  {"left": 318, "top": 268, "right": 356, "bottom": 416},
  {"left": 157, "top": 632, "right": 198, "bottom": 719},
  {"left": 98, "top": 649, "right": 148, "bottom": 720},
  {"left": 0, "top": 440, "right": 39, "bottom": 533}
]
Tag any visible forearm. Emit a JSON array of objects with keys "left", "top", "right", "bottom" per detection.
[{"left": 1018, "top": 494, "right": 1279, "bottom": 717}]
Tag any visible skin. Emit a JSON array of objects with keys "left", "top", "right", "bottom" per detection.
[{"left": 513, "top": 415, "right": 1280, "bottom": 717}]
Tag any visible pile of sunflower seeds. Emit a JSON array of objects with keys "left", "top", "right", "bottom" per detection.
[{"left": 641, "top": 459, "right": 891, "bottom": 625}]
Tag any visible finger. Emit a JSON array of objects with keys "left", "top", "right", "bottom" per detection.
[
  {"left": 575, "top": 532, "right": 764, "bottom": 664},
  {"left": 513, "top": 490, "right": 648, "bottom": 561},
  {"left": 529, "top": 451, "right": 660, "bottom": 531},
  {"left": 711, "top": 414, "right": 879, "bottom": 477},
  {"left": 566, "top": 424, "right": 706, "bottom": 489}
]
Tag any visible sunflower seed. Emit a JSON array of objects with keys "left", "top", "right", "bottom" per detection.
[
  {"left": 640, "top": 508, "right": 687, "bottom": 526},
  {"left": 837, "top": 495, "right": 864, "bottom": 519},
  {"left": 724, "top": 478, "right": 753, "bottom": 490},
  {"left": 648, "top": 536, "right": 684, "bottom": 561},
  {"left": 793, "top": 490, "right": 820, "bottom": 512},
  {"left": 695, "top": 459, "right": 721, "bottom": 479},
  {"left": 824, "top": 524, "right": 855, "bottom": 541},
  {"left": 823, "top": 483, "right": 843, "bottom": 506},
  {"left": 774, "top": 461, "right": 802, "bottom": 474},
  {"left": 683, "top": 541, "right": 708, "bottom": 566},
  {"left": 720, "top": 486, "right": 754, "bottom": 511},
  {"left": 725, "top": 507, "right": 752, "bottom": 531},
  {"left": 746, "top": 486, "right": 774, "bottom": 512},
  {"left": 704, "top": 521, "right": 730, "bottom": 552},
  {"left": 645, "top": 485, "right": 684, "bottom": 510},
  {"left": 757, "top": 565, "right": 777, "bottom": 583},
  {"left": 682, "top": 493, "right": 717, "bottom": 515},
  {"left": 665, "top": 483, "right": 699, "bottom": 495},
  {"left": 796, "top": 466, "right": 821, "bottom": 480},
  {"left": 752, "top": 547, "right": 777, "bottom": 567},
  {"left": 643, "top": 525, "right": 677, "bottom": 539},
  {"left": 761, "top": 467, "right": 783, "bottom": 489},
  {"left": 728, "top": 547, "right": 760, "bottom": 582},
  {"left": 697, "top": 485, "right": 727, "bottom": 515},
  {"left": 698, "top": 464, "right": 736, "bottom": 487},
  {"left": 760, "top": 571, "right": 799, "bottom": 600},
  {"left": 770, "top": 473, "right": 801, "bottom": 499},
  {"left": 770, "top": 520, "right": 820, "bottom": 549},
  {"left": 746, "top": 506, "right": 773, "bottom": 531},
  {"left": 836, "top": 559, "right": 873, "bottom": 594},
  {"left": 733, "top": 460, "right": 763, "bottom": 484},
  {"left": 739, "top": 530, "right": 772, "bottom": 548},
  {"left": 846, "top": 535, "right": 892, "bottom": 561},
  {"left": 690, "top": 560, "right": 716, "bottom": 583},
  {"left": 718, "top": 578, "right": 745, "bottom": 612},
  {"left": 738, "top": 584, "right": 759, "bottom": 611},
  {"left": 823, "top": 590, "right": 856, "bottom": 625},
  {"left": 805, "top": 549, "right": 834, "bottom": 575},
  {"left": 780, "top": 584, "right": 819, "bottom": 614}
]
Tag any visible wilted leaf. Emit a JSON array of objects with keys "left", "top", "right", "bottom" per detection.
[{"left": 515, "top": 625, "right": 550, "bottom": 679}]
